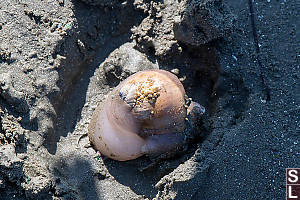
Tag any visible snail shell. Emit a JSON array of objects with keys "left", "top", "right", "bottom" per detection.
[{"left": 88, "top": 69, "right": 191, "bottom": 161}]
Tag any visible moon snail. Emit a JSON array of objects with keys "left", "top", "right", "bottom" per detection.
[{"left": 88, "top": 69, "right": 205, "bottom": 161}]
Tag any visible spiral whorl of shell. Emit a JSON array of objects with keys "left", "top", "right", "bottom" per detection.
[{"left": 118, "top": 70, "right": 187, "bottom": 135}]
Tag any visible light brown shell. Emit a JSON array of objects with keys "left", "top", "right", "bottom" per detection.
[{"left": 88, "top": 69, "right": 187, "bottom": 161}]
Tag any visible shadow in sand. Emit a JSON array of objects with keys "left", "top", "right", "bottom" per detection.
[
  {"left": 0, "top": 95, "right": 38, "bottom": 133},
  {"left": 0, "top": 147, "right": 102, "bottom": 199},
  {"left": 0, "top": 156, "right": 26, "bottom": 200},
  {"left": 0, "top": 145, "right": 55, "bottom": 200},
  {"left": 52, "top": 156, "right": 101, "bottom": 200},
  {"left": 43, "top": 0, "right": 146, "bottom": 154},
  {"left": 0, "top": 98, "right": 31, "bottom": 154},
  {"left": 103, "top": 156, "right": 179, "bottom": 198}
]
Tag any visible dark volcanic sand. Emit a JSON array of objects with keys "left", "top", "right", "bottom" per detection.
[{"left": 0, "top": 0, "right": 299, "bottom": 199}]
